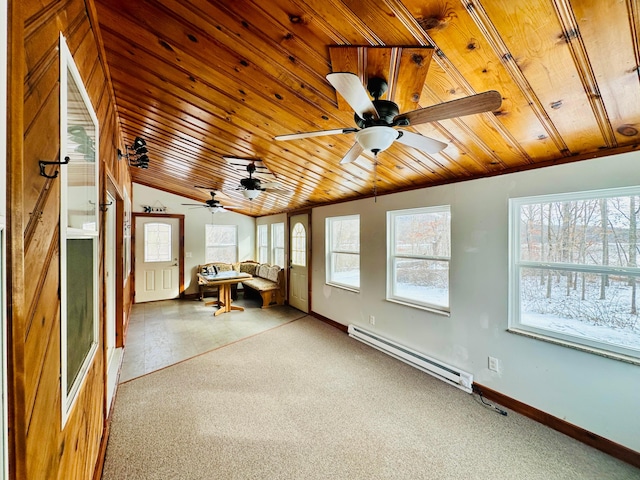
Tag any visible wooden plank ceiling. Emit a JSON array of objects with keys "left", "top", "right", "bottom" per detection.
[{"left": 93, "top": 0, "right": 640, "bottom": 217}]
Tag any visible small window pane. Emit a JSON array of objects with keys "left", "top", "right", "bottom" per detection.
[
  {"left": 257, "top": 224, "right": 268, "bottom": 263},
  {"left": 66, "top": 238, "right": 95, "bottom": 393},
  {"left": 393, "top": 258, "right": 449, "bottom": 308},
  {"left": 331, "top": 252, "right": 360, "bottom": 288},
  {"left": 292, "top": 222, "right": 306, "bottom": 267},
  {"left": 272, "top": 223, "right": 284, "bottom": 266},
  {"left": 144, "top": 223, "right": 172, "bottom": 262},
  {"left": 66, "top": 72, "right": 97, "bottom": 232}
]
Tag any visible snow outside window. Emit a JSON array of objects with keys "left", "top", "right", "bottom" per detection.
[
  {"left": 326, "top": 215, "right": 360, "bottom": 291},
  {"left": 509, "top": 187, "right": 640, "bottom": 362},
  {"left": 387, "top": 206, "right": 450, "bottom": 313}
]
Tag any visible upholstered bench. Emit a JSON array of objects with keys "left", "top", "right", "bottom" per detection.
[{"left": 240, "top": 263, "right": 285, "bottom": 308}]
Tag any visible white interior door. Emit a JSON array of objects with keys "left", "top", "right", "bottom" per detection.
[
  {"left": 135, "top": 216, "right": 180, "bottom": 303},
  {"left": 289, "top": 214, "right": 309, "bottom": 313}
]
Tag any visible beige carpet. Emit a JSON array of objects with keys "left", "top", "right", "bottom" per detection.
[{"left": 102, "top": 316, "right": 640, "bottom": 479}]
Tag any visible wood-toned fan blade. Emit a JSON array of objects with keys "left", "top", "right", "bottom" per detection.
[
  {"left": 275, "top": 127, "right": 357, "bottom": 141},
  {"left": 395, "top": 130, "right": 447, "bottom": 154},
  {"left": 395, "top": 90, "right": 502, "bottom": 126},
  {"left": 339, "top": 142, "right": 365, "bottom": 165},
  {"left": 326, "top": 72, "right": 378, "bottom": 119}
]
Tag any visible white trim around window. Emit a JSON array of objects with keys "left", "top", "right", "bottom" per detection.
[
  {"left": 387, "top": 206, "right": 451, "bottom": 314},
  {"left": 509, "top": 186, "right": 640, "bottom": 363},
  {"left": 326, "top": 215, "right": 360, "bottom": 292},
  {"left": 59, "top": 34, "right": 100, "bottom": 426}
]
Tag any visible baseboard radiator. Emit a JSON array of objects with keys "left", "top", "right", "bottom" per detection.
[{"left": 348, "top": 325, "right": 473, "bottom": 394}]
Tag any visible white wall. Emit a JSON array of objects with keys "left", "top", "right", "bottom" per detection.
[
  {"left": 312, "top": 151, "right": 640, "bottom": 452},
  {"left": 133, "top": 184, "right": 256, "bottom": 295}
]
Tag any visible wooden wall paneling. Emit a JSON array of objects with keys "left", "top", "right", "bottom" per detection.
[
  {"left": 18, "top": 0, "right": 126, "bottom": 479},
  {"left": 23, "top": 234, "right": 59, "bottom": 427},
  {"left": 7, "top": 0, "right": 28, "bottom": 478}
]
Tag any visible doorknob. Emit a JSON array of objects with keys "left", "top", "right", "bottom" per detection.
[{"left": 172, "top": 263, "right": 178, "bottom": 266}]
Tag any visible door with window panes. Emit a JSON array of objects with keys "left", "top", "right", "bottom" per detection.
[
  {"left": 289, "top": 214, "right": 309, "bottom": 312},
  {"left": 134, "top": 216, "right": 181, "bottom": 303}
]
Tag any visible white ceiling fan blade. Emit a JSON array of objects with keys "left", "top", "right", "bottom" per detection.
[
  {"left": 275, "top": 127, "right": 357, "bottom": 141},
  {"left": 327, "top": 72, "right": 378, "bottom": 119},
  {"left": 395, "top": 130, "right": 447, "bottom": 154},
  {"left": 395, "top": 90, "right": 502, "bottom": 126},
  {"left": 339, "top": 142, "right": 365, "bottom": 165},
  {"left": 261, "top": 181, "right": 282, "bottom": 188}
]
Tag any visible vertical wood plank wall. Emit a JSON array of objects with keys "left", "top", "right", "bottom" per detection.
[{"left": 10, "top": 0, "right": 132, "bottom": 478}]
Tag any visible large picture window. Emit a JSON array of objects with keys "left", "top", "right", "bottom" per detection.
[
  {"left": 205, "top": 224, "right": 237, "bottom": 263},
  {"left": 387, "top": 206, "right": 451, "bottom": 313},
  {"left": 510, "top": 187, "right": 640, "bottom": 361},
  {"left": 326, "top": 215, "right": 360, "bottom": 291},
  {"left": 59, "top": 35, "right": 99, "bottom": 425}
]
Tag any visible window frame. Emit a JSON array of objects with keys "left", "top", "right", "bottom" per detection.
[
  {"left": 205, "top": 224, "right": 238, "bottom": 264},
  {"left": 509, "top": 186, "right": 640, "bottom": 363},
  {"left": 326, "top": 214, "right": 360, "bottom": 292},
  {"left": 59, "top": 34, "right": 100, "bottom": 426},
  {"left": 386, "top": 206, "right": 451, "bottom": 314}
]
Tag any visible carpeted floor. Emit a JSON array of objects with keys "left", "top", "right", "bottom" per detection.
[{"left": 102, "top": 315, "right": 640, "bottom": 479}]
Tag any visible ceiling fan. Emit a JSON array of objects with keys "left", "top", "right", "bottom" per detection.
[
  {"left": 275, "top": 72, "right": 502, "bottom": 164},
  {"left": 223, "top": 157, "right": 290, "bottom": 200},
  {"left": 181, "top": 190, "right": 238, "bottom": 213}
]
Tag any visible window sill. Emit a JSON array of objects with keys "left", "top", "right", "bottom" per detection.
[
  {"left": 385, "top": 298, "right": 450, "bottom": 317},
  {"left": 326, "top": 282, "right": 360, "bottom": 294},
  {"left": 507, "top": 328, "right": 640, "bottom": 366}
]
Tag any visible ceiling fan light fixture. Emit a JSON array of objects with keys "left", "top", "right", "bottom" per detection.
[
  {"left": 242, "top": 189, "right": 261, "bottom": 200},
  {"left": 355, "top": 126, "right": 398, "bottom": 154}
]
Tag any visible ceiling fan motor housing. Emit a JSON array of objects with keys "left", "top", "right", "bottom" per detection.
[
  {"left": 240, "top": 177, "right": 261, "bottom": 190},
  {"left": 355, "top": 100, "right": 400, "bottom": 128}
]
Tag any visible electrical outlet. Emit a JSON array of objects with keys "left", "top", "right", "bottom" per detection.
[
  {"left": 369, "top": 315, "right": 375, "bottom": 325},
  {"left": 488, "top": 356, "right": 500, "bottom": 372}
]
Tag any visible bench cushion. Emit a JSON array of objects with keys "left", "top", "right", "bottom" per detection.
[{"left": 243, "top": 277, "right": 278, "bottom": 292}]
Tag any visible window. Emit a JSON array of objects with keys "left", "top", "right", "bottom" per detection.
[
  {"left": 257, "top": 224, "right": 268, "bottom": 263},
  {"left": 387, "top": 206, "right": 451, "bottom": 313},
  {"left": 326, "top": 215, "right": 360, "bottom": 290},
  {"left": 291, "top": 222, "right": 306, "bottom": 267},
  {"left": 59, "top": 35, "right": 99, "bottom": 425},
  {"left": 510, "top": 187, "right": 640, "bottom": 361},
  {"left": 144, "top": 223, "right": 172, "bottom": 262},
  {"left": 205, "top": 224, "right": 237, "bottom": 263},
  {"left": 272, "top": 222, "right": 284, "bottom": 267}
]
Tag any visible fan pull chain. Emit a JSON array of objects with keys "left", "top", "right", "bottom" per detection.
[{"left": 373, "top": 153, "right": 378, "bottom": 202}]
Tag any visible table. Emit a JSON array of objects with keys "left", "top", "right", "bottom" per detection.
[{"left": 200, "top": 271, "right": 252, "bottom": 316}]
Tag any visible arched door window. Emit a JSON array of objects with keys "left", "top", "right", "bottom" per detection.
[{"left": 291, "top": 222, "right": 306, "bottom": 267}]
